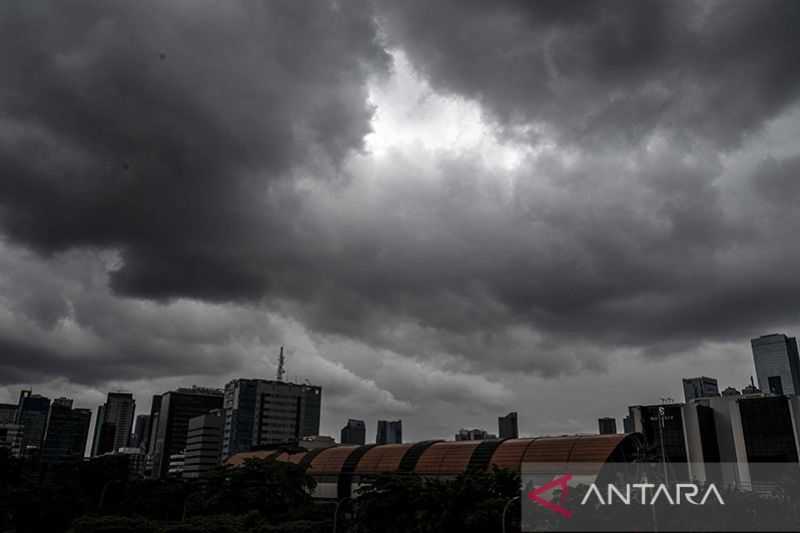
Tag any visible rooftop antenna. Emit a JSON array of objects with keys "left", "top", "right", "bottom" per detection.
[{"left": 277, "top": 346, "right": 286, "bottom": 382}]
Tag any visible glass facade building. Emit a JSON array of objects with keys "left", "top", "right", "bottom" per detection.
[
  {"left": 150, "top": 387, "right": 224, "bottom": 478},
  {"left": 222, "top": 379, "right": 322, "bottom": 459},
  {"left": 41, "top": 398, "right": 91, "bottom": 464},
  {"left": 751, "top": 334, "right": 800, "bottom": 395}
]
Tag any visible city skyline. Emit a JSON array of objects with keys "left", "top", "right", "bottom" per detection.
[
  {"left": 2, "top": 1, "right": 800, "bottom": 444},
  {"left": 0, "top": 333, "right": 783, "bottom": 448},
  {"left": 0, "top": 329, "right": 780, "bottom": 460}
]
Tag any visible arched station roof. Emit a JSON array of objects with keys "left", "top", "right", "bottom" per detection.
[{"left": 225, "top": 433, "right": 641, "bottom": 477}]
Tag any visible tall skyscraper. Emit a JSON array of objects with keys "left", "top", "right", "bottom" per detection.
[
  {"left": 183, "top": 409, "right": 224, "bottom": 479},
  {"left": 41, "top": 398, "right": 91, "bottom": 464},
  {"left": 221, "top": 379, "right": 322, "bottom": 458},
  {"left": 15, "top": 390, "right": 50, "bottom": 455},
  {"left": 598, "top": 417, "right": 617, "bottom": 435},
  {"left": 751, "top": 334, "right": 800, "bottom": 395},
  {"left": 150, "top": 387, "right": 224, "bottom": 478},
  {"left": 91, "top": 392, "right": 136, "bottom": 456},
  {"left": 682, "top": 376, "right": 719, "bottom": 402},
  {"left": 131, "top": 414, "right": 151, "bottom": 450},
  {"left": 376, "top": 420, "right": 402, "bottom": 444},
  {"left": 0, "top": 423, "right": 23, "bottom": 457},
  {"left": 0, "top": 403, "right": 17, "bottom": 423},
  {"left": 498, "top": 412, "right": 519, "bottom": 439},
  {"left": 146, "top": 395, "right": 162, "bottom": 456},
  {"left": 340, "top": 419, "right": 366, "bottom": 445}
]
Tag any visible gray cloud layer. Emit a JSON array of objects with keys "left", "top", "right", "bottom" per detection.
[
  {"left": 377, "top": 0, "right": 800, "bottom": 147},
  {"left": 2, "top": 0, "right": 800, "bottom": 436}
]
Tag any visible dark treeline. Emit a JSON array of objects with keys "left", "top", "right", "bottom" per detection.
[{"left": 0, "top": 448, "right": 523, "bottom": 533}]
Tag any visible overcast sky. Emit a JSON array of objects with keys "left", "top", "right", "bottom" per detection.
[{"left": 2, "top": 0, "right": 800, "bottom": 441}]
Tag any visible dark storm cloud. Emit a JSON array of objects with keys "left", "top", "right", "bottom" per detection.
[
  {"left": 2, "top": 0, "right": 800, "bottom": 394},
  {"left": 376, "top": 0, "right": 800, "bottom": 147},
  {"left": 0, "top": 0, "right": 389, "bottom": 300}
]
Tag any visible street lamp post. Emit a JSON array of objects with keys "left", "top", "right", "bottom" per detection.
[
  {"left": 502, "top": 495, "right": 520, "bottom": 533},
  {"left": 333, "top": 496, "right": 351, "bottom": 533}
]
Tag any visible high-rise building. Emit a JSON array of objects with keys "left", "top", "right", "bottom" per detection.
[
  {"left": 0, "top": 423, "right": 23, "bottom": 457},
  {"left": 683, "top": 393, "right": 800, "bottom": 488},
  {"left": 91, "top": 392, "right": 136, "bottom": 456},
  {"left": 340, "top": 419, "right": 366, "bottom": 445},
  {"left": 146, "top": 395, "right": 162, "bottom": 454},
  {"left": 751, "top": 334, "right": 800, "bottom": 395},
  {"left": 41, "top": 398, "right": 91, "bottom": 464},
  {"left": 682, "top": 376, "right": 719, "bottom": 402},
  {"left": 183, "top": 409, "right": 224, "bottom": 479},
  {"left": 622, "top": 415, "right": 633, "bottom": 433},
  {"left": 598, "top": 417, "right": 617, "bottom": 435},
  {"left": 455, "top": 428, "right": 496, "bottom": 441},
  {"left": 376, "top": 420, "right": 402, "bottom": 444},
  {"left": 221, "top": 379, "right": 322, "bottom": 458},
  {"left": 498, "top": 412, "right": 519, "bottom": 439},
  {"left": 92, "top": 405, "right": 116, "bottom": 456},
  {"left": 15, "top": 390, "right": 50, "bottom": 455},
  {"left": 0, "top": 403, "right": 17, "bottom": 423},
  {"left": 168, "top": 452, "right": 185, "bottom": 478},
  {"left": 150, "top": 387, "right": 223, "bottom": 478},
  {"left": 131, "top": 414, "right": 151, "bottom": 450},
  {"left": 628, "top": 403, "right": 688, "bottom": 478}
]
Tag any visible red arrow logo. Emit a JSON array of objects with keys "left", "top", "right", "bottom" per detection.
[{"left": 527, "top": 473, "right": 573, "bottom": 518}]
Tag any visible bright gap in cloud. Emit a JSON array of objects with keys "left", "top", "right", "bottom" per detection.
[{"left": 365, "top": 50, "right": 528, "bottom": 171}]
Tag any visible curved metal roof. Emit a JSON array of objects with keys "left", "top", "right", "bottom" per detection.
[
  {"left": 308, "top": 445, "right": 359, "bottom": 475},
  {"left": 490, "top": 438, "right": 536, "bottom": 470},
  {"left": 521, "top": 434, "right": 627, "bottom": 475},
  {"left": 225, "top": 434, "right": 639, "bottom": 477},
  {"left": 414, "top": 441, "right": 483, "bottom": 475},
  {"left": 354, "top": 443, "right": 415, "bottom": 475}
]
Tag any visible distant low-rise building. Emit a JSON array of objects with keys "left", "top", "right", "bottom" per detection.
[
  {"left": 300, "top": 435, "right": 336, "bottom": 450},
  {"left": 455, "top": 428, "right": 497, "bottom": 441},
  {"left": 598, "top": 417, "right": 617, "bottom": 435},
  {"left": 682, "top": 376, "right": 719, "bottom": 402},
  {"left": 340, "top": 419, "right": 366, "bottom": 445}
]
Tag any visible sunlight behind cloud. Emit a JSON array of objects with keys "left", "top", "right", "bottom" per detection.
[{"left": 365, "top": 50, "right": 527, "bottom": 171}]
